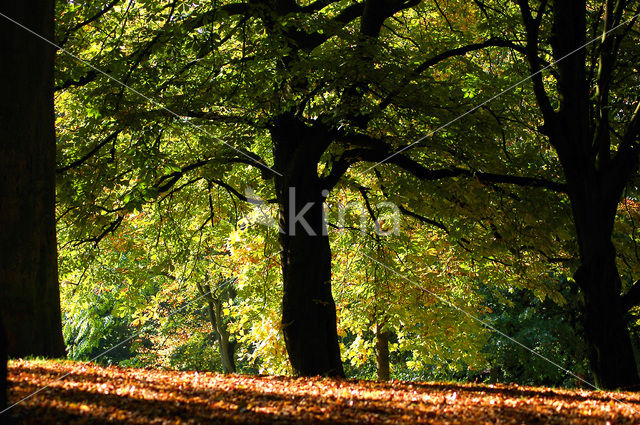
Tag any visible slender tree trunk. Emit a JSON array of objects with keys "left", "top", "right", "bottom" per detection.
[
  {"left": 197, "top": 282, "right": 236, "bottom": 373},
  {"left": 211, "top": 294, "right": 236, "bottom": 374},
  {"left": 271, "top": 115, "right": 344, "bottom": 377},
  {"left": 0, "top": 1, "right": 66, "bottom": 358},
  {"left": 375, "top": 324, "right": 390, "bottom": 381}
]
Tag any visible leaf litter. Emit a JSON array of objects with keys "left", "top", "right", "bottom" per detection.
[{"left": 4, "top": 360, "right": 640, "bottom": 424}]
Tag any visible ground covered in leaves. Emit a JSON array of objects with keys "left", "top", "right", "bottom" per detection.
[{"left": 3, "top": 360, "right": 640, "bottom": 424}]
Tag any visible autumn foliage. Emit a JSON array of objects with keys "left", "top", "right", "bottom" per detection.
[{"left": 4, "top": 360, "right": 640, "bottom": 424}]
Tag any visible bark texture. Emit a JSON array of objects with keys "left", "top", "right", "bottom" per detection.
[
  {"left": 0, "top": 0, "right": 66, "bottom": 358},
  {"left": 517, "top": 0, "right": 640, "bottom": 389},
  {"left": 197, "top": 280, "right": 237, "bottom": 373},
  {"left": 552, "top": 0, "right": 639, "bottom": 390},
  {"left": 271, "top": 115, "right": 344, "bottom": 377},
  {"left": 375, "top": 325, "right": 390, "bottom": 381}
]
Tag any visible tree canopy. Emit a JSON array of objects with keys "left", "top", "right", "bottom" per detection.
[{"left": 45, "top": 0, "right": 640, "bottom": 391}]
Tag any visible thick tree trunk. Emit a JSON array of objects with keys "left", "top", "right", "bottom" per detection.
[
  {"left": 271, "top": 115, "right": 344, "bottom": 377},
  {"left": 0, "top": 1, "right": 66, "bottom": 358},
  {"left": 570, "top": 197, "right": 639, "bottom": 389},
  {"left": 574, "top": 252, "right": 638, "bottom": 389},
  {"left": 525, "top": 0, "right": 640, "bottom": 390},
  {"left": 375, "top": 325, "right": 390, "bottom": 381},
  {"left": 555, "top": 135, "right": 640, "bottom": 390},
  {"left": 552, "top": 93, "right": 640, "bottom": 389}
]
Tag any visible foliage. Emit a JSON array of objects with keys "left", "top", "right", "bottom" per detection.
[
  {"left": 473, "top": 283, "right": 590, "bottom": 387},
  {"left": 51, "top": 0, "right": 640, "bottom": 388}
]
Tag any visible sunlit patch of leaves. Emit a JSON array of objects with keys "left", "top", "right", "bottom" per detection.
[{"left": 6, "top": 360, "right": 640, "bottom": 424}]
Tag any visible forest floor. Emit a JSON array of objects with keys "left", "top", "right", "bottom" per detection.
[{"left": 3, "top": 359, "right": 640, "bottom": 424}]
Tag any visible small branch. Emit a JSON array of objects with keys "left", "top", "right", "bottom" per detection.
[
  {"left": 58, "top": 0, "right": 122, "bottom": 46},
  {"left": 379, "top": 37, "right": 528, "bottom": 110},
  {"left": 209, "top": 178, "right": 276, "bottom": 204},
  {"left": 54, "top": 70, "right": 99, "bottom": 91},
  {"left": 56, "top": 130, "right": 121, "bottom": 174},
  {"left": 397, "top": 204, "right": 449, "bottom": 233},
  {"left": 74, "top": 215, "right": 124, "bottom": 247},
  {"left": 156, "top": 159, "right": 211, "bottom": 193},
  {"left": 621, "top": 279, "right": 640, "bottom": 311},
  {"left": 357, "top": 186, "right": 381, "bottom": 236},
  {"left": 515, "top": 0, "right": 556, "bottom": 125}
]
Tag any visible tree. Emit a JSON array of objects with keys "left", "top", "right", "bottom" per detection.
[
  {"left": 56, "top": 0, "right": 540, "bottom": 377},
  {"left": 0, "top": 1, "right": 65, "bottom": 357},
  {"left": 512, "top": 0, "right": 640, "bottom": 389},
  {"left": 357, "top": 0, "right": 640, "bottom": 389},
  {"left": 197, "top": 276, "right": 237, "bottom": 373}
]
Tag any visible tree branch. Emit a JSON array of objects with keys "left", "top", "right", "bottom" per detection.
[
  {"left": 155, "top": 159, "right": 212, "bottom": 193},
  {"left": 333, "top": 130, "right": 568, "bottom": 192},
  {"left": 209, "top": 178, "right": 276, "bottom": 204},
  {"left": 56, "top": 130, "right": 121, "bottom": 174},
  {"left": 55, "top": 3, "right": 252, "bottom": 93},
  {"left": 379, "top": 37, "right": 530, "bottom": 110},
  {"left": 516, "top": 0, "right": 556, "bottom": 126},
  {"left": 360, "top": 0, "right": 421, "bottom": 37},
  {"left": 55, "top": 70, "right": 98, "bottom": 91},
  {"left": 397, "top": 204, "right": 449, "bottom": 233},
  {"left": 621, "top": 279, "right": 640, "bottom": 311},
  {"left": 282, "top": 2, "right": 366, "bottom": 50},
  {"left": 57, "top": 0, "right": 122, "bottom": 46}
]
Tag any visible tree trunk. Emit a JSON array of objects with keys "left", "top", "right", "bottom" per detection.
[
  {"left": 574, "top": 252, "right": 638, "bottom": 389},
  {"left": 554, "top": 132, "right": 640, "bottom": 389},
  {"left": 570, "top": 196, "right": 639, "bottom": 389},
  {"left": 0, "top": 1, "right": 66, "bottom": 358},
  {"left": 375, "top": 325, "right": 390, "bottom": 381},
  {"left": 197, "top": 282, "right": 236, "bottom": 373},
  {"left": 523, "top": 0, "right": 640, "bottom": 390},
  {"left": 271, "top": 115, "right": 344, "bottom": 377},
  {"left": 211, "top": 293, "right": 236, "bottom": 374}
]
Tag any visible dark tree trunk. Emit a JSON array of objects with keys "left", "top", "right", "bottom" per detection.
[
  {"left": 517, "top": 0, "right": 640, "bottom": 389},
  {"left": 554, "top": 115, "right": 640, "bottom": 390},
  {"left": 375, "top": 325, "right": 390, "bottom": 381},
  {"left": 551, "top": 0, "right": 640, "bottom": 386},
  {"left": 569, "top": 191, "right": 639, "bottom": 389},
  {"left": 271, "top": 115, "right": 344, "bottom": 377},
  {"left": 0, "top": 1, "right": 66, "bottom": 357},
  {"left": 574, "top": 247, "right": 638, "bottom": 389}
]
